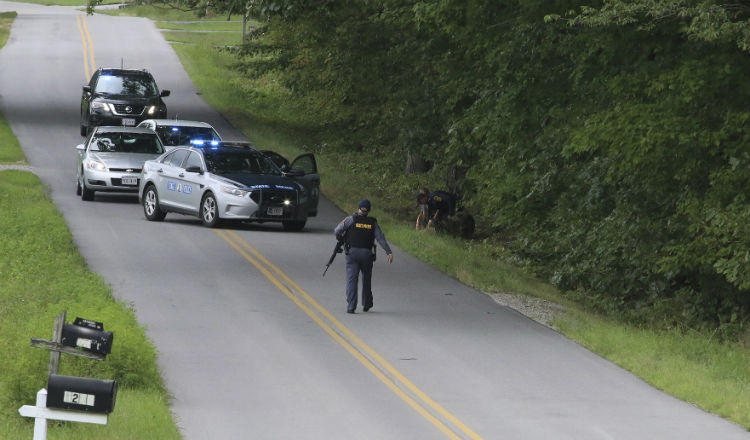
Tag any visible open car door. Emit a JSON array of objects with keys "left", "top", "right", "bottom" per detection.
[{"left": 288, "top": 153, "right": 319, "bottom": 217}]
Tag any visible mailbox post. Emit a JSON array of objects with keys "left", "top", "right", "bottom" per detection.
[
  {"left": 21, "top": 312, "right": 117, "bottom": 439},
  {"left": 18, "top": 389, "right": 108, "bottom": 440}
]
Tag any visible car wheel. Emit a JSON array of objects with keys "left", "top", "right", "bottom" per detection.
[
  {"left": 200, "top": 193, "right": 221, "bottom": 227},
  {"left": 75, "top": 176, "right": 82, "bottom": 196},
  {"left": 282, "top": 220, "right": 306, "bottom": 231},
  {"left": 143, "top": 185, "right": 167, "bottom": 221},
  {"left": 80, "top": 176, "right": 95, "bottom": 201},
  {"left": 80, "top": 124, "right": 87, "bottom": 137}
]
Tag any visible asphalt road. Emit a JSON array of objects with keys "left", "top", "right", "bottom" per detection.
[{"left": 0, "top": 3, "right": 747, "bottom": 439}]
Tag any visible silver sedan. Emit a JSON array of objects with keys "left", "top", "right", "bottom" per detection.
[{"left": 75, "top": 126, "right": 166, "bottom": 201}]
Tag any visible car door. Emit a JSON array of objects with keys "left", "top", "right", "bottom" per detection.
[
  {"left": 153, "top": 148, "right": 190, "bottom": 210},
  {"left": 177, "top": 151, "right": 206, "bottom": 211},
  {"left": 80, "top": 71, "right": 99, "bottom": 134},
  {"left": 288, "top": 153, "right": 319, "bottom": 217}
]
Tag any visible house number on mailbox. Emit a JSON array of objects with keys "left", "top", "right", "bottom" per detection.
[{"left": 64, "top": 391, "right": 95, "bottom": 406}]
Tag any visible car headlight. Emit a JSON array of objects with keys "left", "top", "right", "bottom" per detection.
[
  {"left": 220, "top": 185, "right": 248, "bottom": 197},
  {"left": 147, "top": 105, "right": 157, "bottom": 115},
  {"left": 90, "top": 101, "right": 112, "bottom": 112},
  {"left": 86, "top": 159, "right": 107, "bottom": 171}
]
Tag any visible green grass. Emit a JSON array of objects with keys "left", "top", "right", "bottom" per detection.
[
  {"left": 0, "top": 112, "right": 25, "bottom": 164},
  {"left": 0, "top": 12, "right": 17, "bottom": 49},
  {"left": 0, "top": 171, "right": 181, "bottom": 440}
]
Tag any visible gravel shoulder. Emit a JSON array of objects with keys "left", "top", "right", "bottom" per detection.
[{"left": 489, "top": 292, "right": 565, "bottom": 329}]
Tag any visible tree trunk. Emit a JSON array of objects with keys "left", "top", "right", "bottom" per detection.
[{"left": 405, "top": 151, "right": 430, "bottom": 174}]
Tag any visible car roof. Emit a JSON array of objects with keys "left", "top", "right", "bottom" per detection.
[
  {"left": 93, "top": 126, "right": 158, "bottom": 135},
  {"left": 184, "top": 141, "right": 258, "bottom": 153},
  {"left": 98, "top": 68, "right": 152, "bottom": 76},
  {"left": 141, "top": 119, "right": 216, "bottom": 128}
]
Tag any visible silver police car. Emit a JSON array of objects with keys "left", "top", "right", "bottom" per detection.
[
  {"left": 76, "top": 126, "right": 166, "bottom": 201},
  {"left": 138, "top": 142, "right": 319, "bottom": 230},
  {"left": 136, "top": 119, "right": 221, "bottom": 147}
]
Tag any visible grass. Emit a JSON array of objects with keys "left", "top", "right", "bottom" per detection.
[{"left": 0, "top": 171, "right": 181, "bottom": 440}]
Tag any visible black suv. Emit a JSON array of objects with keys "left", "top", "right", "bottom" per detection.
[{"left": 80, "top": 68, "right": 170, "bottom": 136}]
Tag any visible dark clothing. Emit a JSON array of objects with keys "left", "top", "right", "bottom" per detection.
[
  {"left": 426, "top": 191, "right": 456, "bottom": 223},
  {"left": 345, "top": 247, "right": 373, "bottom": 311},
  {"left": 334, "top": 213, "right": 392, "bottom": 312},
  {"left": 334, "top": 214, "right": 392, "bottom": 254}
]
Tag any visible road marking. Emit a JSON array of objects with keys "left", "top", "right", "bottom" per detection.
[
  {"left": 76, "top": 15, "right": 95, "bottom": 80},
  {"left": 216, "top": 229, "right": 483, "bottom": 440}
]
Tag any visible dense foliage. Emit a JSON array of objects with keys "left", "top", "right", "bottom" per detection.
[{"left": 127, "top": 0, "right": 749, "bottom": 334}]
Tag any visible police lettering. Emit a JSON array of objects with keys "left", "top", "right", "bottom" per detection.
[{"left": 355, "top": 223, "right": 372, "bottom": 229}]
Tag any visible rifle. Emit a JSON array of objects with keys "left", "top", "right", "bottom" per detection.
[{"left": 322, "top": 239, "right": 345, "bottom": 277}]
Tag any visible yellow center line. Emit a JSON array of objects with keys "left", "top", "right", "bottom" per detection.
[
  {"left": 76, "top": 15, "right": 95, "bottom": 80},
  {"left": 217, "top": 229, "right": 483, "bottom": 440}
]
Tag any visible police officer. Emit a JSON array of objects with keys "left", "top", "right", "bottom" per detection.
[
  {"left": 334, "top": 199, "right": 394, "bottom": 313},
  {"left": 416, "top": 189, "right": 457, "bottom": 229}
]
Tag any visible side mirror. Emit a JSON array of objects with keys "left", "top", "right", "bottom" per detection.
[
  {"left": 160, "top": 90, "right": 171, "bottom": 97},
  {"left": 82, "top": 85, "right": 91, "bottom": 94},
  {"left": 185, "top": 165, "right": 203, "bottom": 174},
  {"left": 76, "top": 144, "right": 85, "bottom": 151}
]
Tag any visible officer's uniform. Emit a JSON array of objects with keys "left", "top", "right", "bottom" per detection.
[
  {"left": 334, "top": 211, "right": 392, "bottom": 313},
  {"left": 427, "top": 191, "right": 456, "bottom": 224}
]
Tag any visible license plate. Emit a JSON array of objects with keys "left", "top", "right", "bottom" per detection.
[
  {"left": 121, "top": 118, "right": 136, "bottom": 126},
  {"left": 121, "top": 176, "right": 138, "bottom": 185},
  {"left": 267, "top": 207, "right": 283, "bottom": 216}
]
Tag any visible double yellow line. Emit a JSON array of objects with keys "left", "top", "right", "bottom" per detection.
[
  {"left": 215, "top": 229, "right": 483, "bottom": 439},
  {"left": 76, "top": 14, "right": 95, "bottom": 80}
]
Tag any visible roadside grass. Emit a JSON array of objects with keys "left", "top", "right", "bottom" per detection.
[
  {"left": 0, "top": 12, "right": 17, "bottom": 48},
  {"left": 92, "top": 7, "right": 750, "bottom": 429},
  {"left": 0, "top": 170, "right": 181, "bottom": 440},
  {"left": 0, "top": 111, "right": 25, "bottom": 163}
]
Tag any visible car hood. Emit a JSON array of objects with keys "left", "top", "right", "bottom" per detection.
[
  {"left": 91, "top": 152, "right": 162, "bottom": 169},
  {"left": 93, "top": 94, "right": 160, "bottom": 104},
  {"left": 215, "top": 173, "right": 300, "bottom": 191}
]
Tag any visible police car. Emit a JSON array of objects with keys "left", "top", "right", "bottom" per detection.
[
  {"left": 136, "top": 119, "right": 221, "bottom": 148},
  {"left": 138, "top": 141, "right": 319, "bottom": 230}
]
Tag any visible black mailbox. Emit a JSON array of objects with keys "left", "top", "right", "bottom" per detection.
[
  {"left": 61, "top": 321, "right": 113, "bottom": 355},
  {"left": 47, "top": 374, "right": 117, "bottom": 413}
]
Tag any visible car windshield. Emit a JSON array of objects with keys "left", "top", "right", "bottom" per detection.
[
  {"left": 95, "top": 74, "right": 158, "bottom": 97},
  {"left": 156, "top": 126, "right": 220, "bottom": 146},
  {"left": 203, "top": 150, "right": 281, "bottom": 176},
  {"left": 90, "top": 133, "right": 164, "bottom": 154}
]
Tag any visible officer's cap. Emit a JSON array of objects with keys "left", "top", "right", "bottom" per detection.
[{"left": 358, "top": 199, "right": 371, "bottom": 210}]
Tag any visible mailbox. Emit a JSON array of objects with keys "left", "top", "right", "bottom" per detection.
[
  {"left": 47, "top": 374, "right": 117, "bottom": 413},
  {"left": 61, "top": 319, "right": 113, "bottom": 355}
]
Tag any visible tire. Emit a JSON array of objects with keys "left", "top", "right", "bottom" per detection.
[
  {"left": 143, "top": 185, "right": 167, "bottom": 221},
  {"left": 75, "top": 177, "right": 82, "bottom": 196},
  {"left": 200, "top": 193, "right": 221, "bottom": 227},
  {"left": 80, "top": 124, "right": 87, "bottom": 137},
  {"left": 80, "top": 174, "right": 95, "bottom": 201},
  {"left": 282, "top": 220, "right": 306, "bottom": 232}
]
